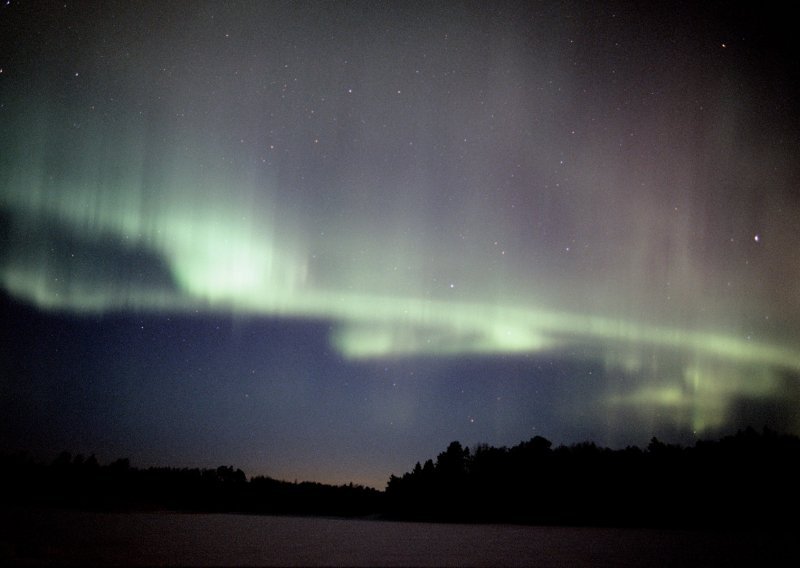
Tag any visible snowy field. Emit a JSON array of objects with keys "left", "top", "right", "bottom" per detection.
[{"left": 1, "top": 509, "right": 794, "bottom": 567}]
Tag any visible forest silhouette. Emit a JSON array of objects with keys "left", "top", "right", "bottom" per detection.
[
  {"left": 385, "top": 427, "right": 800, "bottom": 527},
  {"left": 3, "top": 427, "right": 798, "bottom": 528},
  {"left": 1, "top": 453, "right": 382, "bottom": 518}
]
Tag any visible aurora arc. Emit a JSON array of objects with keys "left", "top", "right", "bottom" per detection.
[{"left": 2, "top": 176, "right": 798, "bottom": 376}]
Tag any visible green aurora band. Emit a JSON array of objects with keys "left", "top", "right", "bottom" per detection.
[
  {"left": 3, "top": 157, "right": 799, "bottom": 435},
  {"left": 2, "top": 169, "right": 798, "bottom": 369}
]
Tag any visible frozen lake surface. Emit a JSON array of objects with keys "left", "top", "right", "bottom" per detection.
[{"left": 1, "top": 509, "right": 795, "bottom": 566}]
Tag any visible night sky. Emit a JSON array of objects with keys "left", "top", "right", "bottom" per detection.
[{"left": 2, "top": 1, "right": 799, "bottom": 489}]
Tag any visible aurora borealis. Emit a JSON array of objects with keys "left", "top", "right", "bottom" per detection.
[{"left": 2, "top": 1, "right": 799, "bottom": 488}]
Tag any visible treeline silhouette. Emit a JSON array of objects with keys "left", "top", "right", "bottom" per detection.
[
  {"left": 3, "top": 427, "right": 799, "bottom": 527},
  {"left": 1, "top": 452, "right": 382, "bottom": 517},
  {"left": 385, "top": 427, "right": 800, "bottom": 527}
]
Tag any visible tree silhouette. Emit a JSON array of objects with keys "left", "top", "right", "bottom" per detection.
[
  {"left": 4, "top": 427, "right": 798, "bottom": 528},
  {"left": 384, "top": 427, "right": 800, "bottom": 527}
]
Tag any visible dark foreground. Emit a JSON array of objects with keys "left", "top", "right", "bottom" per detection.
[{"left": 1, "top": 508, "right": 796, "bottom": 567}]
